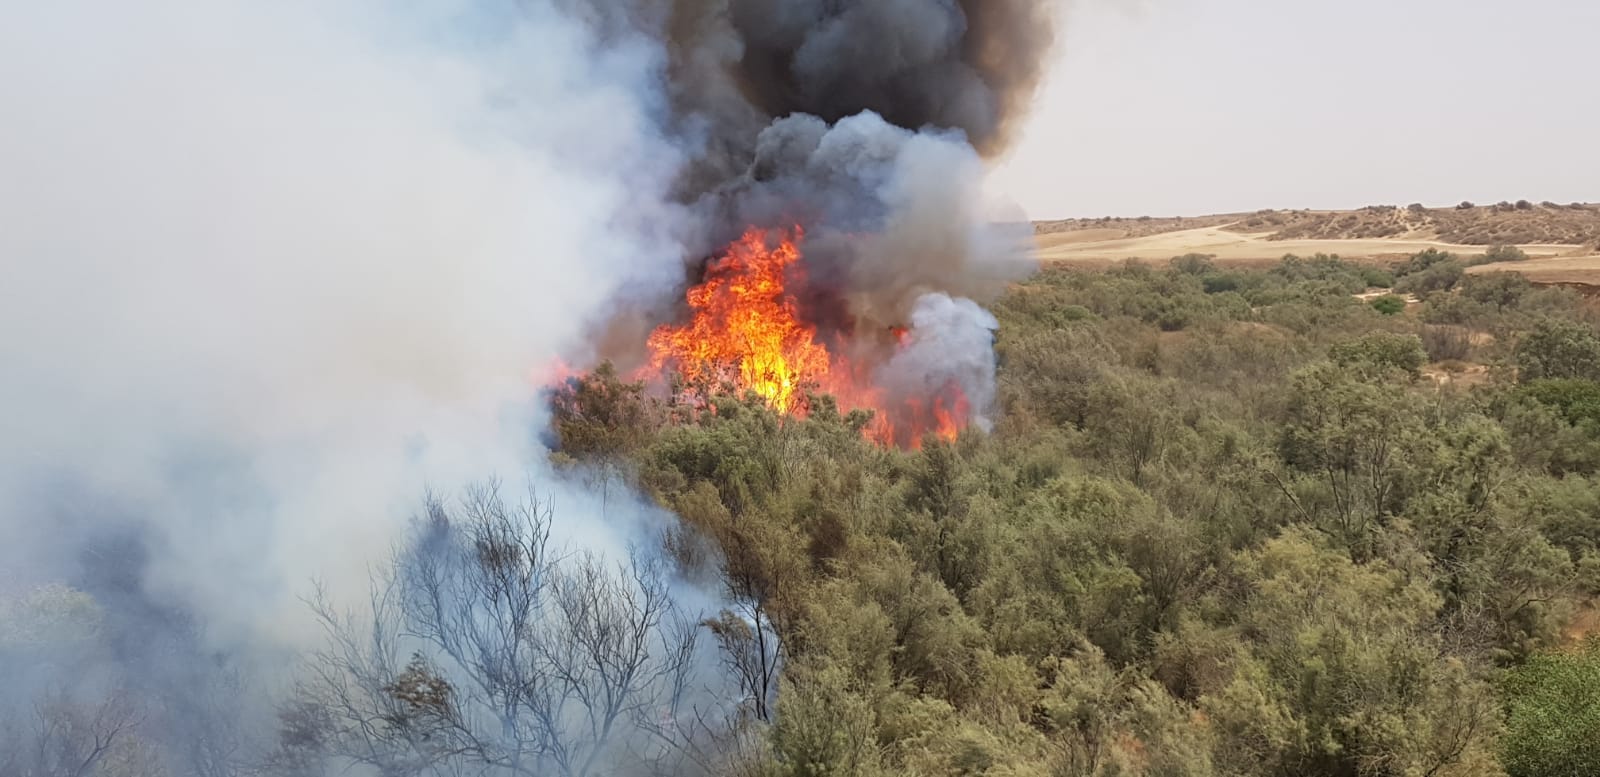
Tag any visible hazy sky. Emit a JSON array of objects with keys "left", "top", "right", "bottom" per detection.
[{"left": 990, "top": 0, "right": 1600, "bottom": 219}]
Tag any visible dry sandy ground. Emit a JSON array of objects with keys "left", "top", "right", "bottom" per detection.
[
  {"left": 1468, "top": 254, "right": 1600, "bottom": 285},
  {"left": 1037, "top": 223, "right": 1586, "bottom": 265}
]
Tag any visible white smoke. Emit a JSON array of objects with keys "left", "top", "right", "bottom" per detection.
[
  {"left": 0, "top": 0, "right": 685, "bottom": 652},
  {"left": 878, "top": 293, "right": 1003, "bottom": 431}
]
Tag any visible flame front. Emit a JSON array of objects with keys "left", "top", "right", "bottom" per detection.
[
  {"left": 646, "top": 227, "right": 827, "bottom": 415},
  {"left": 636, "top": 225, "right": 968, "bottom": 448}
]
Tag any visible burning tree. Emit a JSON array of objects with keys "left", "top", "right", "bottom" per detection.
[
  {"left": 646, "top": 227, "right": 829, "bottom": 417},
  {"left": 582, "top": 225, "right": 996, "bottom": 451}
]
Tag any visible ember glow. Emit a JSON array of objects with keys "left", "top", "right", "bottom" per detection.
[{"left": 635, "top": 226, "right": 969, "bottom": 449}]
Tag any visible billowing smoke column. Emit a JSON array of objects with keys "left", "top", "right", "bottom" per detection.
[
  {"left": 579, "top": 0, "right": 1053, "bottom": 442},
  {"left": 644, "top": 0, "right": 1060, "bottom": 181}
]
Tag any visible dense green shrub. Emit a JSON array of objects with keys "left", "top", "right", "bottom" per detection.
[
  {"left": 1520, "top": 379, "right": 1600, "bottom": 426},
  {"left": 1482, "top": 243, "right": 1530, "bottom": 264},
  {"left": 1170, "top": 253, "right": 1217, "bottom": 275},
  {"left": 526, "top": 251, "right": 1600, "bottom": 777},
  {"left": 1462, "top": 271, "right": 1534, "bottom": 308},
  {"left": 1395, "top": 248, "right": 1458, "bottom": 277},
  {"left": 1369, "top": 295, "right": 1406, "bottom": 315},
  {"left": 1502, "top": 640, "right": 1600, "bottom": 777},
  {"left": 1395, "top": 258, "right": 1465, "bottom": 298},
  {"left": 1360, "top": 266, "right": 1396, "bottom": 288},
  {"left": 1328, "top": 331, "right": 1428, "bottom": 376},
  {"left": 1515, "top": 320, "right": 1600, "bottom": 381}
]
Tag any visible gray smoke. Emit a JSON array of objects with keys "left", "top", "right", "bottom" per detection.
[
  {"left": 726, "top": 0, "right": 1056, "bottom": 151},
  {"left": 878, "top": 293, "right": 1003, "bottom": 432},
  {"left": 729, "top": 112, "right": 1035, "bottom": 325},
  {"left": 0, "top": 0, "right": 737, "bottom": 773},
  {"left": 646, "top": 0, "right": 1060, "bottom": 167},
  {"left": 0, "top": 0, "right": 686, "bottom": 632},
  {"left": 556, "top": 0, "right": 1061, "bottom": 198}
]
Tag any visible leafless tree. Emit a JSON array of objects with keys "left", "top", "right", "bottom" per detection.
[
  {"left": 702, "top": 600, "right": 782, "bottom": 724},
  {"left": 0, "top": 688, "right": 156, "bottom": 777},
  {"left": 282, "top": 481, "right": 736, "bottom": 777}
]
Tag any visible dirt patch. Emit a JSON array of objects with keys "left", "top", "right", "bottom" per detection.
[
  {"left": 1354, "top": 289, "right": 1418, "bottom": 304},
  {"left": 1565, "top": 601, "right": 1600, "bottom": 646},
  {"left": 1468, "top": 255, "right": 1600, "bottom": 286},
  {"left": 1034, "top": 213, "right": 1241, "bottom": 240},
  {"left": 1421, "top": 362, "right": 1491, "bottom": 388},
  {"left": 1036, "top": 228, "right": 1129, "bottom": 246}
]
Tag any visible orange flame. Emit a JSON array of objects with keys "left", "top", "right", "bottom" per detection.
[
  {"left": 635, "top": 226, "right": 969, "bottom": 449},
  {"left": 645, "top": 227, "right": 829, "bottom": 414}
]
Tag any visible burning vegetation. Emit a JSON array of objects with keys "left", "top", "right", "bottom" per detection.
[
  {"left": 616, "top": 226, "right": 970, "bottom": 449},
  {"left": 645, "top": 227, "right": 827, "bottom": 418},
  {"left": 542, "top": 2, "right": 1050, "bottom": 452}
]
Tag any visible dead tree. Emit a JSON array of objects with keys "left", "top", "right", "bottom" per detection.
[
  {"left": 0, "top": 689, "right": 155, "bottom": 777},
  {"left": 287, "top": 481, "right": 727, "bottom": 777}
]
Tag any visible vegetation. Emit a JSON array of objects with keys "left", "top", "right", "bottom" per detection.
[
  {"left": 1481, "top": 244, "right": 1530, "bottom": 265},
  {"left": 1501, "top": 639, "right": 1600, "bottom": 777},
  {"left": 1245, "top": 203, "right": 1600, "bottom": 245},
  {"left": 1369, "top": 294, "right": 1406, "bottom": 315},
  {"left": 9, "top": 248, "right": 1600, "bottom": 775},
  {"left": 532, "top": 249, "right": 1600, "bottom": 776}
]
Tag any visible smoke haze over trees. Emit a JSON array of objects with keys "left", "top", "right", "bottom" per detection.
[{"left": 7, "top": 1, "right": 1600, "bottom": 776}]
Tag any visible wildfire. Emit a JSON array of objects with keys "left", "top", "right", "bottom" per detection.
[
  {"left": 645, "top": 227, "right": 827, "bottom": 415},
  {"left": 637, "top": 226, "right": 970, "bottom": 449}
]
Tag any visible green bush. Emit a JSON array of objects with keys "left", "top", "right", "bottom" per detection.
[
  {"left": 1462, "top": 271, "right": 1533, "bottom": 309},
  {"left": 1328, "top": 331, "right": 1428, "bottom": 377},
  {"left": 1502, "top": 640, "right": 1600, "bottom": 777},
  {"left": 1270, "top": 254, "right": 1369, "bottom": 293},
  {"left": 1395, "top": 248, "right": 1458, "bottom": 278},
  {"left": 1520, "top": 379, "right": 1600, "bottom": 427},
  {"left": 1369, "top": 295, "right": 1406, "bottom": 315},
  {"left": 526, "top": 254, "right": 1600, "bottom": 777},
  {"left": 1202, "top": 273, "right": 1243, "bottom": 294},
  {"left": 1483, "top": 243, "right": 1530, "bottom": 264},
  {"left": 1515, "top": 320, "right": 1600, "bottom": 382},
  {"left": 1360, "top": 266, "right": 1395, "bottom": 288},
  {"left": 1171, "top": 253, "right": 1217, "bottom": 275},
  {"left": 1420, "top": 293, "right": 1491, "bottom": 327},
  {"left": 1395, "top": 264, "right": 1465, "bottom": 300}
]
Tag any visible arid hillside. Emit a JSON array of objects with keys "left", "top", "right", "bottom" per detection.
[
  {"left": 1038, "top": 202, "right": 1599, "bottom": 245},
  {"left": 1236, "top": 201, "right": 1600, "bottom": 245},
  {"left": 1037, "top": 202, "right": 1600, "bottom": 276}
]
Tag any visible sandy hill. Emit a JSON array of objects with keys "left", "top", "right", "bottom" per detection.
[{"left": 1035, "top": 202, "right": 1600, "bottom": 281}]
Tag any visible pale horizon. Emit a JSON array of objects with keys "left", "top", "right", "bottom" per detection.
[{"left": 991, "top": 0, "right": 1600, "bottom": 220}]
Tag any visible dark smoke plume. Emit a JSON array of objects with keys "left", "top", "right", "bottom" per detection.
[
  {"left": 571, "top": 0, "right": 1060, "bottom": 196},
  {"left": 721, "top": 0, "right": 1056, "bottom": 153},
  {"left": 577, "top": 0, "right": 1056, "bottom": 418}
]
